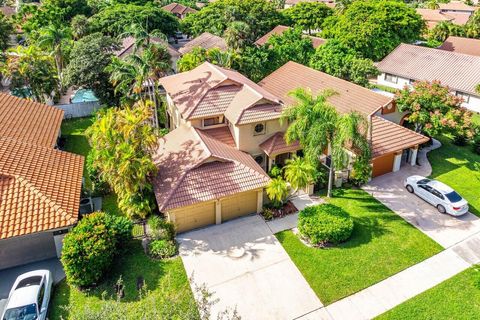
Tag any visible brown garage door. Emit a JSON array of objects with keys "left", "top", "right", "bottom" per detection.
[
  {"left": 372, "top": 153, "right": 395, "bottom": 177},
  {"left": 221, "top": 191, "right": 258, "bottom": 222},
  {"left": 172, "top": 201, "right": 216, "bottom": 233}
]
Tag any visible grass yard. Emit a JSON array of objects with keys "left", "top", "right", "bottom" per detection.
[
  {"left": 428, "top": 134, "right": 480, "bottom": 216},
  {"left": 376, "top": 267, "right": 480, "bottom": 320},
  {"left": 49, "top": 241, "right": 198, "bottom": 320},
  {"left": 276, "top": 189, "right": 442, "bottom": 305}
]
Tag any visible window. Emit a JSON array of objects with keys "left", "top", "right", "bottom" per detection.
[
  {"left": 384, "top": 73, "right": 398, "bottom": 84},
  {"left": 431, "top": 189, "right": 444, "bottom": 200},
  {"left": 37, "top": 283, "right": 45, "bottom": 307},
  {"left": 455, "top": 91, "right": 470, "bottom": 103},
  {"left": 254, "top": 155, "right": 264, "bottom": 165},
  {"left": 417, "top": 178, "right": 431, "bottom": 185},
  {"left": 409, "top": 79, "right": 416, "bottom": 85},
  {"left": 253, "top": 123, "right": 266, "bottom": 135},
  {"left": 203, "top": 116, "right": 224, "bottom": 127},
  {"left": 445, "top": 191, "right": 462, "bottom": 203}
]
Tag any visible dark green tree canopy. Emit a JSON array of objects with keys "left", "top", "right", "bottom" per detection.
[
  {"left": 282, "top": 2, "right": 333, "bottom": 35},
  {"left": 0, "top": 12, "right": 13, "bottom": 52},
  {"left": 181, "top": 0, "right": 283, "bottom": 42},
  {"left": 322, "top": 0, "right": 425, "bottom": 61}
]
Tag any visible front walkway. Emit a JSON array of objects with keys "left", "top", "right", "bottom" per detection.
[{"left": 177, "top": 215, "right": 323, "bottom": 320}]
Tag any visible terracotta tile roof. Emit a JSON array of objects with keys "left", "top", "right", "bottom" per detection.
[
  {"left": 255, "top": 25, "right": 326, "bottom": 48},
  {"left": 439, "top": 1, "right": 477, "bottom": 12},
  {"left": 189, "top": 85, "right": 241, "bottom": 119},
  {"left": 162, "top": 2, "right": 197, "bottom": 15},
  {"left": 236, "top": 103, "right": 284, "bottom": 125},
  {"left": 0, "top": 93, "right": 64, "bottom": 148},
  {"left": 377, "top": 43, "right": 480, "bottom": 96},
  {"left": 447, "top": 12, "right": 473, "bottom": 25},
  {"left": 371, "top": 116, "right": 429, "bottom": 158},
  {"left": 115, "top": 36, "right": 181, "bottom": 59},
  {"left": 178, "top": 32, "right": 228, "bottom": 55},
  {"left": 259, "top": 132, "right": 301, "bottom": 156},
  {"left": 439, "top": 36, "right": 480, "bottom": 57},
  {"left": 0, "top": 138, "right": 84, "bottom": 239},
  {"left": 152, "top": 124, "right": 269, "bottom": 211},
  {"left": 159, "top": 62, "right": 282, "bottom": 123},
  {"left": 416, "top": 9, "right": 471, "bottom": 28},
  {"left": 200, "top": 126, "right": 236, "bottom": 147},
  {"left": 258, "top": 61, "right": 392, "bottom": 116}
]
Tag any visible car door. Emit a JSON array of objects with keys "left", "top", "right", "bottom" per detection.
[
  {"left": 37, "top": 280, "right": 47, "bottom": 320},
  {"left": 430, "top": 188, "right": 445, "bottom": 207},
  {"left": 417, "top": 185, "right": 435, "bottom": 204}
]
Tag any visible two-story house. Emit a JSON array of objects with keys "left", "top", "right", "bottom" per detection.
[{"left": 154, "top": 62, "right": 428, "bottom": 232}]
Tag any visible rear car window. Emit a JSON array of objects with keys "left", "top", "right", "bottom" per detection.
[
  {"left": 16, "top": 276, "right": 42, "bottom": 289},
  {"left": 445, "top": 191, "right": 462, "bottom": 203}
]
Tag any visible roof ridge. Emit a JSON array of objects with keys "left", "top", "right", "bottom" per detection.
[{"left": 373, "top": 116, "right": 427, "bottom": 139}]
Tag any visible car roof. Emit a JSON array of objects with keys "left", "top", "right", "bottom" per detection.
[
  {"left": 428, "top": 180, "right": 454, "bottom": 193},
  {"left": 7, "top": 286, "right": 38, "bottom": 309}
]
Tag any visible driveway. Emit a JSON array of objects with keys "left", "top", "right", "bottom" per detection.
[
  {"left": 364, "top": 141, "right": 480, "bottom": 248},
  {"left": 177, "top": 215, "right": 323, "bottom": 320}
]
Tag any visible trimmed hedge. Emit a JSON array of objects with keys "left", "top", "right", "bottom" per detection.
[
  {"left": 61, "top": 212, "right": 133, "bottom": 287},
  {"left": 298, "top": 204, "right": 354, "bottom": 245}
]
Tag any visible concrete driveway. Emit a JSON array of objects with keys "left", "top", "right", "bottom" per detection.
[
  {"left": 177, "top": 215, "right": 323, "bottom": 320},
  {"left": 364, "top": 142, "right": 480, "bottom": 248}
]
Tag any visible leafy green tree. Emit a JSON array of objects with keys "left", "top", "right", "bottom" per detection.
[
  {"left": 0, "top": 12, "right": 13, "bottom": 52},
  {"left": 271, "top": 0, "right": 286, "bottom": 9},
  {"left": 236, "top": 45, "right": 273, "bottom": 82},
  {"left": 177, "top": 47, "right": 235, "bottom": 72},
  {"left": 395, "top": 80, "right": 472, "bottom": 136},
  {"left": 181, "top": 0, "right": 283, "bottom": 42},
  {"left": 71, "top": 14, "right": 90, "bottom": 40},
  {"left": 464, "top": 10, "right": 480, "bottom": 39},
  {"left": 224, "top": 21, "right": 251, "bottom": 51},
  {"left": 283, "top": 156, "right": 317, "bottom": 193},
  {"left": 266, "top": 28, "right": 315, "bottom": 67},
  {"left": 282, "top": 88, "right": 370, "bottom": 197},
  {"left": 322, "top": 0, "right": 425, "bottom": 60},
  {"left": 424, "top": 0, "right": 440, "bottom": 9},
  {"left": 429, "top": 21, "right": 466, "bottom": 42},
  {"left": 15, "top": 4, "right": 66, "bottom": 38},
  {"left": 1, "top": 45, "right": 58, "bottom": 103},
  {"left": 64, "top": 32, "right": 119, "bottom": 104},
  {"left": 42, "top": 0, "right": 92, "bottom": 20},
  {"left": 89, "top": 4, "right": 179, "bottom": 37},
  {"left": 86, "top": 101, "right": 159, "bottom": 219},
  {"left": 266, "top": 177, "right": 289, "bottom": 207},
  {"left": 283, "top": 2, "right": 333, "bottom": 35},
  {"left": 309, "top": 40, "right": 378, "bottom": 87}
]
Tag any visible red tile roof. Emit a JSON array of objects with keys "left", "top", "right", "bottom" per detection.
[
  {"left": 200, "top": 126, "right": 236, "bottom": 147},
  {"left": 189, "top": 85, "right": 241, "bottom": 119},
  {"left": 439, "top": 36, "right": 480, "bottom": 57},
  {"left": 178, "top": 32, "right": 228, "bottom": 55},
  {"left": 162, "top": 2, "right": 197, "bottom": 15},
  {"left": 259, "top": 132, "right": 301, "bottom": 156},
  {"left": 255, "top": 25, "right": 326, "bottom": 48},
  {"left": 115, "top": 36, "right": 181, "bottom": 59},
  {"left": 152, "top": 124, "right": 269, "bottom": 211},
  {"left": 439, "top": 1, "right": 477, "bottom": 12}
]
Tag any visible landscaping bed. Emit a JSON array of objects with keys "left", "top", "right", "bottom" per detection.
[
  {"left": 276, "top": 188, "right": 442, "bottom": 305},
  {"left": 261, "top": 200, "right": 297, "bottom": 220}
]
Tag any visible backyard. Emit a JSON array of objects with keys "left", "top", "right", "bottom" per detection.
[
  {"left": 376, "top": 267, "right": 480, "bottom": 320},
  {"left": 276, "top": 188, "right": 443, "bottom": 305}
]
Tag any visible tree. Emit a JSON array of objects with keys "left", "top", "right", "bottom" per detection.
[
  {"left": 465, "top": 10, "right": 480, "bottom": 38},
  {"left": 224, "top": 21, "right": 251, "bottom": 51},
  {"left": 236, "top": 45, "right": 273, "bottom": 82},
  {"left": 309, "top": 40, "right": 378, "bottom": 87},
  {"left": 282, "top": 88, "right": 370, "bottom": 197},
  {"left": 429, "top": 21, "right": 465, "bottom": 42},
  {"left": 14, "top": 4, "right": 66, "bottom": 38},
  {"left": 266, "top": 177, "right": 289, "bottom": 207},
  {"left": 395, "top": 80, "right": 472, "bottom": 137},
  {"left": 0, "top": 45, "right": 58, "bottom": 103},
  {"left": 64, "top": 32, "right": 119, "bottom": 104},
  {"left": 181, "top": 0, "right": 283, "bottom": 42},
  {"left": 89, "top": 4, "right": 179, "bottom": 38},
  {"left": 283, "top": 2, "right": 333, "bottom": 35},
  {"left": 322, "top": 0, "right": 425, "bottom": 60},
  {"left": 86, "top": 101, "right": 159, "bottom": 219},
  {"left": 424, "top": 0, "right": 439, "bottom": 9},
  {"left": 71, "top": 14, "right": 90, "bottom": 40},
  {"left": 42, "top": 0, "right": 92, "bottom": 20},
  {"left": 266, "top": 28, "right": 315, "bottom": 68},
  {"left": 0, "top": 12, "right": 13, "bottom": 52},
  {"left": 177, "top": 47, "right": 234, "bottom": 72},
  {"left": 283, "top": 156, "right": 316, "bottom": 194}
]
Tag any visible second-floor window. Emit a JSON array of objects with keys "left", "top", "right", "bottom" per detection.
[
  {"left": 203, "top": 116, "right": 225, "bottom": 127},
  {"left": 384, "top": 73, "right": 398, "bottom": 84},
  {"left": 456, "top": 91, "right": 470, "bottom": 103},
  {"left": 253, "top": 123, "right": 266, "bottom": 135}
]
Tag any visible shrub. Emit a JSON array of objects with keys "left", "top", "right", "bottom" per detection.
[
  {"left": 298, "top": 204, "right": 354, "bottom": 245},
  {"left": 148, "top": 215, "right": 176, "bottom": 241},
  {"left": 268, "top": 165, "right": 282, "bottom": 178},
  {"left": 473, "top": 137, "right": 480, "bottom": 155},
  {"left": 453, "top": 133, "right": 468, "bottom": 146},
  {"left": 350, "top": 157, "right": 372, "bottom": 186},
  {"left": 86, "top": 151, "right": 110, "bottom": 196},
  {"left": 61, "top": 212, "right": 133, "bottom": 287},
  {"left": 148, "top": 239, "right": 177, "bottom": 259},
  {"left": 262, "top": 207, "right": 274, "bottom": 221}
]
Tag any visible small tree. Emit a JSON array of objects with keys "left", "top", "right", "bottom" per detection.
[
  {"left": 282, "top": 2, "right": 333, "bottom": 35},
  {"left": 395, "top": 80, "right": 472, "bottom": 137},
  {"left": 224, "top": 21, "right": 251, "bottom": 51},
  {"left": 0, "top": 12, "right": 13, "bottom": 52},
  {"left": 177, "top": 47, "right": 234, "bottom": 72},
  {"left": 283, "top": 156, "right": 316, "bottom": 194},
  {"left": 266, "top": 177, "right": 289, "bottom": 208}
]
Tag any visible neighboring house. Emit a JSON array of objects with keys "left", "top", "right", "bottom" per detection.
[
  {"left": 178, "top": 32, "right": 227, "bottom": 55},
  {"left": 439, "top": 1, "right": 477, "bottom": 15},
  {"left": 162, "top": 2, "right": 197, "bottom": 19},
  {"left": 417, "top": 2, "right": 477, "bottom": 29},
  {"left": 376, "top": 43, "right": 480, "bottom": 112},
  {"left": 416, "top": 9, "right": 458, "bottom": 29},
  {"left": 439, "top": 36, "right": 480, "bottom": 57},
  {"left": 155, "top": 61, "right": 428, "bottom": 232},
  {"left": 255, "top": 25, "right": 326, "bottom": 48},
  {"left": 0, "top": 93, "right": 84, "bottom": 270},
  {"left": 116, "top": 36, "right": 181, "bottom": 73}
]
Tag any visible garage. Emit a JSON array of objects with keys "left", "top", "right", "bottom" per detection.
[
  {"left": 372, "top": 152, "right": 395, "bottom": 177},
  {"left": 221, "top": 191, "right": 258, "bottom": 222},
  {"left": 170, "top": 201, "right": 216, "bottom": 233}
]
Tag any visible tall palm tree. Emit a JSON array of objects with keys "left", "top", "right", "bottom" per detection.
[
  {"left": 282, "top": 88, "right": 370, "bottom": 197},
  {"left": 120, "top": 23, "right": 166, "bottom": 53},
  {"left": 283, "top": 156, "right": 316, "bottom": 194},
  {"left": 224, "top": 21, "right": 251, "bottom": 51}
]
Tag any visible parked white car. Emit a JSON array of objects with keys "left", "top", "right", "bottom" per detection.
[
  {"left": 1, "top": 270, "right": 52, "bottom": 320},
  {"left": 404, "top": 175, "right": 469, "bottom": 216}
]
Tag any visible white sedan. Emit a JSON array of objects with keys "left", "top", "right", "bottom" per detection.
[
  {"left": 1, "top": 270, "right": 52, "bottom": 320},
  {"left": 404, "top": 175, "right": 469, "bottom": 216}
]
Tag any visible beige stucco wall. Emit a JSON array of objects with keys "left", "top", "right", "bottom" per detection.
[{"left": 236, "top": 119, "right": 288, "bottom": 155}]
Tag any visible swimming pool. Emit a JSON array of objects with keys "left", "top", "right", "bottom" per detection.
[{"left": 71, "top": 89, "right": 99, "bottom": 103}]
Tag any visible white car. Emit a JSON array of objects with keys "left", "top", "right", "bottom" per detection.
[
  {"left": 1, "top": 270, "right": 52, "bottom": 320},
  {"left": 404, "top": 175, "right": 469, "bottom": 216}
]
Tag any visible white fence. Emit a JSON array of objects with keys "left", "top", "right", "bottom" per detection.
[{"left": 55, "top": 101, "right": 103, "bottom": 119}]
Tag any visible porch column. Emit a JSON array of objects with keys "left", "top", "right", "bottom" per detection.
[
  {"left": 256, "top": 190, "right": 263, "bottom": 214},
  {"left": 268, "top": 155, "right": 275, "bottom": 170},
  {"left": 215, "top": 200, "right": 222, "bottom": 224},
  {"left": 393, "top": 151, "right": 402, "bottom": 172},
  {"left": 410, "top": 146, "right": 418, "bottom": 166}
]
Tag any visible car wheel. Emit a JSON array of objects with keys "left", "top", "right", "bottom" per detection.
[
  {"left": 406, "top": 185, "right": 414, "bottom": 193},
  {"left": 437, "top": 205, "right": 446, "bottom": 214}
]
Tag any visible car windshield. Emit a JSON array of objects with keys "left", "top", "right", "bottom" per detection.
[
  {"left": 417, "top": 178, "right": 431, "bottom": 185},
  {"left": 3, "top": 304, "right": 37, "bottom": 320},
  {"left": 445, "top": 191, "right": 463, "bottom": 203}
]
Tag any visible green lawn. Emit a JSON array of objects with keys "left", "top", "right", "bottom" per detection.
[
  {"left": 428, "top": 134, "right": 480, "bottom": 216},
  {"left": 49, "top": 241, "right": 198, "bottom": 319},
  {"left": 276, "top": 189, "right": 442, "bottom": 305},
  {"left": 376, "top": 267, "right": 480, "bottom": 320}
]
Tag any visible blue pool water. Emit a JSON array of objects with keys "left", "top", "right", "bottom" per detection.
[{"left": 71, "top": 89, "right": 98, "bottom": 103}]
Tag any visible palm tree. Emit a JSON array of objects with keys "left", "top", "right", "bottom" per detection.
[
  {"left": 283, "top": 156, "right": 316, "bottom": 194},
  {"left": 266, "top": 177, "right": 289, "bottom": 208},
  {"left": 121, "top": 23, "right": 166, "bottom": 53},
  {"left": 224, "top": 21, "right": 251, "bottom": 51},
  {"left": 425, "top": 0, "right": 439, "bottom": 9},
  {"left": 282, "top": 88, "right": 370, "bottom": 197}
]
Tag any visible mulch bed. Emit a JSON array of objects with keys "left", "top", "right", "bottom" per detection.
[{"left": 262, "top": 201, "right": 298, "bottom": 220}]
